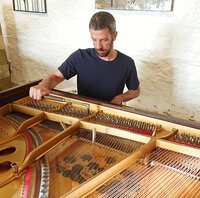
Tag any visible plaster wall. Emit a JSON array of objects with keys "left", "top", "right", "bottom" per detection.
[
  {"left": 0, "top": 0, "right": 200, "bottom": 122},
  {"left": 0, "top": 23, "right": 9, "bottom": 80}
]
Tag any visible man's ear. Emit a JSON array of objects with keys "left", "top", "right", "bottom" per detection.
[{"left": 112, "top": 31, "right": 118, "bottom": 41}]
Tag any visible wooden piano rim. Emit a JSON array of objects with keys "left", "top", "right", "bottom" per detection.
[
  {"left": 0, "top": 80, "right": 41, "bottom": 107},
  {"left": 1, "top": 81, "right": 200, "bottom": 130},
  {"left": 49, "top": 89, "right": 200, "bottom": 130}
]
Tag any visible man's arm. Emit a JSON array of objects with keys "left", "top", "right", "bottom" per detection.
[
  {"left": 111, "top": 87, "right": 140, "bottom": 105},
  {"left": 29, "top": 69, "right": 65, "bottom": 100}
]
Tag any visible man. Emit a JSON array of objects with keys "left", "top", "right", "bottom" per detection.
[{"left": 29, "top": 11, "right": 140, "bottom": 105}]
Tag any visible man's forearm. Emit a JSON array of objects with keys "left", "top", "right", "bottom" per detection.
[
  {"left": 39, "top": 76, "right": 57, "bottom": 90},
  {"left": 38, "top": 72, "right": 64, "bottom": 90},
  {"left": 29, "top": 70, "right": 65, "bottom": 100},
  {"left": 120, "top": 88, "right": 140, "bottom": 102},
  {"left": 111, "top": 87, "right": 140, "bottom": 105}
]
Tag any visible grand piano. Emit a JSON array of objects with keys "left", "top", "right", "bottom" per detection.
[{"left": 0, "top": 81, "right": 200, "bottom": 198}]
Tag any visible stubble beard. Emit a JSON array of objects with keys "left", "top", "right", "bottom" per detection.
[
  {"left": 95, "top": 40, "right": 113, "bottom": 58},
  {"left": 96, "top": 49, "right": 111, "bottom": 57}
]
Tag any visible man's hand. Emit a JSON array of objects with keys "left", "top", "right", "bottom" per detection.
[
  {"left": 110, "top": 95, "right": 123, "bottom": 105},
  {"left": 29, "top": 85, "right": 50, "bottom": 100},
  {"left": 29, "top": 69, "right": 65, "bottom": 100},
  {"left": 111, "top": 88, "right": 140, "bottom": 105}
]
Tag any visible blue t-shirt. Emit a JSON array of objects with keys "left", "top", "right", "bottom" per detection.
[{"left": 58, "top": 48, "right": 139, "bottom": 101}]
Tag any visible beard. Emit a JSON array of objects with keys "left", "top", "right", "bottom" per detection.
[
  {"left": 95, "top": 40, "right": 113, "bottom": 57},
  {"left": 96, "top": 49, "right": 112, "bottom": 57}
]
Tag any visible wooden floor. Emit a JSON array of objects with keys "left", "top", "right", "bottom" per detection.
[{"left": 0, "top": 77, "right": 17, "bottom": 91}]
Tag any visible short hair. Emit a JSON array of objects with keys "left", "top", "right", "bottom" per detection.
[{"left": 89, "top": 11, "right": 116, "bottom": 33}]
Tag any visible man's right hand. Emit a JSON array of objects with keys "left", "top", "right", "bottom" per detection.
[{"left": 29, "top": 85, "right": 50, "bottom": 100}]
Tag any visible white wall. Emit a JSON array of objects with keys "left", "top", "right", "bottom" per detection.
[
  {"left": 0, "top": 23, "right": 9, "bottom": 80},
  {"left": 0, "top": 0, "right": 200, "bottom": 122}
]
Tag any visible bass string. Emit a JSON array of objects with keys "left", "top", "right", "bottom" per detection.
[{"left": 94, "top": 148, "right": 200, "bottom": 197}]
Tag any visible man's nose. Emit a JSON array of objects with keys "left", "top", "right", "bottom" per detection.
[{"left": 95, "top": 41, "right": 103, "bottom": 49}]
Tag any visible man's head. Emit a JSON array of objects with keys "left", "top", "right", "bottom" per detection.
[
  {"left": 89, "top": 12, "right": 117, "bottom": 58},
  {"left": 89, "top": 11, "right": 116, "bottom": 34}
]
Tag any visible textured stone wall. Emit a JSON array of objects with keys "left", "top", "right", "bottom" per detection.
[
  {"left": 0, "top": 24, "right": 9, "bottom": 79},
  {"left": 0, "top": 0, "right": 200, "bottom": 122}
]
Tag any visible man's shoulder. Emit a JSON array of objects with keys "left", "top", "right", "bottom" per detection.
[
  {"left": 68, "top": 48, "right": 96, "bottom": 65},
  {"left": 69, "top": 48, "right": 93, "bottom": 58},
  {"left": 76, "top": 48, "right": 94, "bottom": 54},
  {"left": 70, "top": 48, "right": 94, "bottom": 58},
  {"left": 117, "top": 50, "right": 132, "bottom": 59},
  {"left": 117, "top": 50, "right": 135, "bottom": 63}
]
